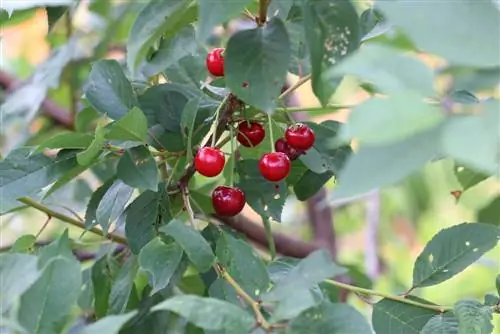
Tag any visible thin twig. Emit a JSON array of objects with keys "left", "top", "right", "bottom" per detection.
[
  {"left": 35, "top": 215, "right": 52, "bottom": 239},
  {"left": 180, "top": 182, "right": 196, "bottom": 228},
  {"left": 278, "top": 74, "right": 311, "bottom": 100}
]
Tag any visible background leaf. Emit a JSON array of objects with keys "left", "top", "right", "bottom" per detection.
[
  {"left": 421, "top": 314, "right": 459, "bottom": 334},
  {"left": 81, "top": 311, "right": 138, "bottom": 334},
  {"left": 125, "top": 190, "right": 159, "bottom": 254},
  {"left": 412, "top": 223, "right": 500, "bottom": 288},
  {"left": 96, "top": 179, "right": 134, "bottom": 233},
  {"left": 117, "top": 146, "right": 159, "bottom": 192},
  {"left": 197, "top": 0, "right": 250, "bottom": 42},
  {"left": 477, "top": 196, "right": 500, "bottom": 226},
  {"left": 454, "top": 300, "right": 494, "bottom": 334},
  {"left": 108, "top": 256, "right": 138, "bottom": 314}
]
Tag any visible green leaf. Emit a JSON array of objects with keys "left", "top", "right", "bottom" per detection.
[
  {"left": 77, "top": 121, "right": 106, "bottom": 165},
  {"left": 263, "top": 249, "right": 346, "bottom": 302},
  {"left": 127, "top": 0, "right": 196, "bottom": 72},
  {"left": 150, "top": 295, "right": 254, "bottom": 332},
  {"left": 339, "top": 92, "right": 444, "bottom": 145},
  {"left": 421, "top": 315, "right": 459, "bottom": 334},
  {"left": 76, "top": 107, "right": 100, "bottom": 133},
  {"left": 477, "top": 196, "right": 500, "bottom": 226},
  {"left": 226, "top": 17, "right": 290, "bottom": 113},
  {"left": 92, "top": 256, "right": 113, "bottom": 318},
  {"left": 117, "top": 146, "right": 159, "bottom": 192},
  {"left": 328, "top": 44, "right": 435, "bottom": 97},
  {"left": 165, "top": 55, "right": 207, "bottom": 88},
  {"left": 84, "top": 60, "right": 137, "bottom": 120},
  {"left": 454, "top": 164, "right": 489, "bottom": 191},
  {"left": 18, "top": 234, "right": 82, "bottom": 334},
  {"left": 109, "top": 256, "right": 138, "bottom": 314},
  {"left": 496, "top": 274, "right": 500, "bottom": 296},
  {"left": 287, "top": 21, "right": 311, "bottom": 77},
  {"left": 138, "top": 238, "right": 184, "bottom": 293},
  {"left": 293, "top": 170, "right": 333, "bottom": 201},
  {"left": 0, "top": 148, "right": 78, "bottom": 214},
  {"left": 180, "top": 97, "right": 201, "bottom": 164},
  {"left": 85, "top": 178, "right": 115, "bottom": 229},
  {"left": 288, "top": 301, "right": 372, "bottom": 334},
  {"left": 376, "top": 0, "right": 500, "bottom": 67},
  {"left": 268, "top": 1, "right": 294, "bottom": 21},
  {"left": 332, "top": 124, "right": 442, "bottom": 200},
  {"left": 441, "top": 100, "right": 500, "bottom": 177},
  {"left": 81, "top": 311, "right": 138, "bottom": 334},
  {"left": 208, "top": 278, "right": 240, "bottom": 305},
  {"left": 236, "top": 159, "right": 288, "bottom": 222},
  {"left": 454, "top": 300, "right": 493, "bottom": 334},
  {"left": 484, "top": 294, "right": 500, "bottom": 307},
  {"left": 9, "top": 235, "right": 36, "bottom": 253},
  {"left": 216, "top": 230, "right": 270, "bottom": 299},
  {"left": 449, "top": 90, "right": 479, "bottom": 105},
  {"left": 140, "top": 26, "right": 197, "bottom": 78},
  {"left": 106, "top": 107, "right": 148, "bottom": 143},
  {"left": 160, "top": 219, "right": 215, "bottom": 273},
  {"left": 372, "top": 297, "right": 437, "bottom": 333},
  {"left": 412, "top": 223, "right": 500, "bottom": 288},
  {"left": 0, "top": 254, "right": 41, "bottom": 311},
  {"left": 198, "top": 0, "right": 250, "bottom": 41},
  {"left": 36, "top": 132, "right": 94, "bottom": 152},
  {"left": 96, "top": 180, "right": 134, "bottom": 233},
  {"left": 303, "top": 0, "right": 360, "bottom": 105},
  {"left": 125, "top": 190, "right": 159, "bottom": 254}
]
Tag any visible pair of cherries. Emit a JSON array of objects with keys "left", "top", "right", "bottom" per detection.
[{"left": 194, "top": 119, "right": 315, "bottom": 217}]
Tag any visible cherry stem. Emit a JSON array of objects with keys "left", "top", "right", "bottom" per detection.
[
  {"left": 228, "top": 127, "right": 236, "bottom": 187},
  {"left": 267, "top": 113, "right": 275, "bottom": 152},
  {"left": 262, "top": 217, "right": 276, "bottom": 260},
  {"left": 35, "top": 215, "right": 52, "bottom": 240},
  {"left": 180, "top": 182, "right": 196, "bottom": 229},
  {"left": 210, "top": 94, "right": 230, "bottom": 147},
  {"left": 278, "top": 74, "right": 311, "bottom": 100}
]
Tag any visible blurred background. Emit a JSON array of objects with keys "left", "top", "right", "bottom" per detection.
[{"left": 1, "top": 1, "right": 499, "bottom": 330}]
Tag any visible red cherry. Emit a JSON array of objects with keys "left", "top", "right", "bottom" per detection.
[
  {"left": 285, "top": 123, "right": 315, "bottom": 150},
  {"left": 259, "top": 152, "right": 291, "bottom": 182},
  {"left": 212, "top": 186, "right": 246, "bottom": 216},
  {"left": 237, "top": 121, "right": 265, "bottom": 147},
  {"left": 194, "top": 147, "right": 225, "bottom": 177},
  {"left": 274, "top": 138, "right": 305, "bottom": 161},
  {"left": 206, "top": 48, "right": 225, "bottom": 77}
]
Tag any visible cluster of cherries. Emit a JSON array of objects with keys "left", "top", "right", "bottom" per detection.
[{"left": 198, "top": 48, "right": 316, "bottom": 217}]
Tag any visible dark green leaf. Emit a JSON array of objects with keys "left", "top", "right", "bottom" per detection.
[
  {"left": 125, "top": 190, "right": 159, "bottom": 254},
  {"left": 84, "top": 60, "right": 137, "bottom": 120},
  {"left": 0, "top": 254, "right": 41, "bottom": 311},
  {"left": 18, "top": 233, "right": 82, "bottom": 334},
  {"left": 287, "top": 21, "right": 311, "bottom": 77},
  {"left": 372, "top": 297, "right": 437, "bottom": 333},
  {"left": 268, "top": 1, "right": 294, "bottom": 20},
  {"left": 208, "top": 278, "right": 240, "bottom": 305},
  {"left": 81, "top": 311, "right": 138, "bottom": 334},
  {"left": 449, "top": 90, "right": 479, "bottom": 105},
  {"left": 46, "top": 6, "right": 67, "bottom": 32},
  {"left": 180, "top": 97, "right": 201, "bottom": 164},
  {"left": 484, "top": 294, "right": 500, "bottom": 306},
  {"left": 77, "top": 121, "right": 106, "bottom": 165},
  {"left": 117, "top": 146, "right": 159, "bottom": 192},
  {"left": 127, "top": 0, "right": 196, "bottom": 71},
  {"left": 339, "top": 92, "right": 444, "bottom": 145},
  {"left": 288, "top": 301, "right": 372, "bottom": 334},
  {"left": 85, "top": 178, "right": 115, "bottom": 229},
  {"left": 271, "top": 287, "right": 323, "bottom": 322},
  {"left": 263, "top": 249, "right": 346, "bottom": 302},
  {"left": 75, "top": 107, "right": 100, "bottom": 133},
  {"left": 160, "top": 219, "right": 215, "bottom": 273},
  {"left": 412, "top": 223, "right": 500, "bottom": 288},
  {"left": 376, "top": 0, "right": 500, "bottom": 67},
  {"left": 454, "top": 300, "right": 493, "bottom": 334},
  {"left": 35, "top": 132, "right": 94, "bottom": 151},
  {"left": 9, "top": 235, "right": 36, "bottom": 253},
  {"left": 109, "top": 256, "right": 139, "bottom": 314},
  {"left": 141, "top": 26, "right": 197, "bottom": 78},
  {"left": 303, "top": 0, "right": 360, "bottom": 105},
  {"left": 442, "top": 100, "right": 500, "bottom": 177},
  {"left": 92, "top": 256, "right": 113, "bottom": 318},
  {"left": 332, "top": 124, "right": 442, "bottom": 200},
  {"left": 0, "top": 148, "right": 78, "bottom": 214},
  {"left": 421, "top": 314, "right": 459, "bottom": 334},
  {"left": 198, "top": 0, "right": 250, "bottom": 41},
  {"left": 165, "top": 55, "right": 207, "bottom": 88},
  {"left": 236, "top": 159, "right": 288, "bottom": 222},
  {"left": 496, "top": 274, "right": 500, "bottom": 296},
  {"left": 293, "top": 170, "right": 333, "bottom": 201},
  {"left": 226, "top": 17, "right": 290, "bottom": 113},
  {"left": 216, "top": 230, "right": 270, "bottom": 299},
  {"left": 96, "top": 180, "right": 134, "bottom": 233},
  {"left": 138, "top": 238, "right": 184, "bottom": 293},
  {"left": 477, "top": 196, "right": 500, "bottom": 226},
  {"left": 151, "top": 295, "right": 254, "bottom": 332},
  {"left": 105, "top": 107, "right": 148, "bottom": 143},
  {"left": 359, "top": 7, "right": 384, "bottom": 37},
  {"left": 454, "top": 164, "right": 489, "bottom": 191}
]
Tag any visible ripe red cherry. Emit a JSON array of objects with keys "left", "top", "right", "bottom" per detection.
[
  {"left": 285, "top": 123, "right": 315, "bottom": 150},
  {"left": 212, "top": 186, "right": 246, "bottom": 216},
  {"left": 274, "top": 138, "right": 305, "bottom": 161},
  {"left": 237, "top": 121, "right": 265, "bottom": 147},
  {"left": 194, "top": 147, "right": 225, "bottom": 177},
  {"left": 206, "top": 48, "right": 225, "bottom": 77},
  {"left": 259, "top": 152, "right": 291, "bottom": 182}
]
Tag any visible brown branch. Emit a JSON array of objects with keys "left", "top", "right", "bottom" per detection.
[{"left": 0, "top": 69, "right": 73, "bottom": 128}]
